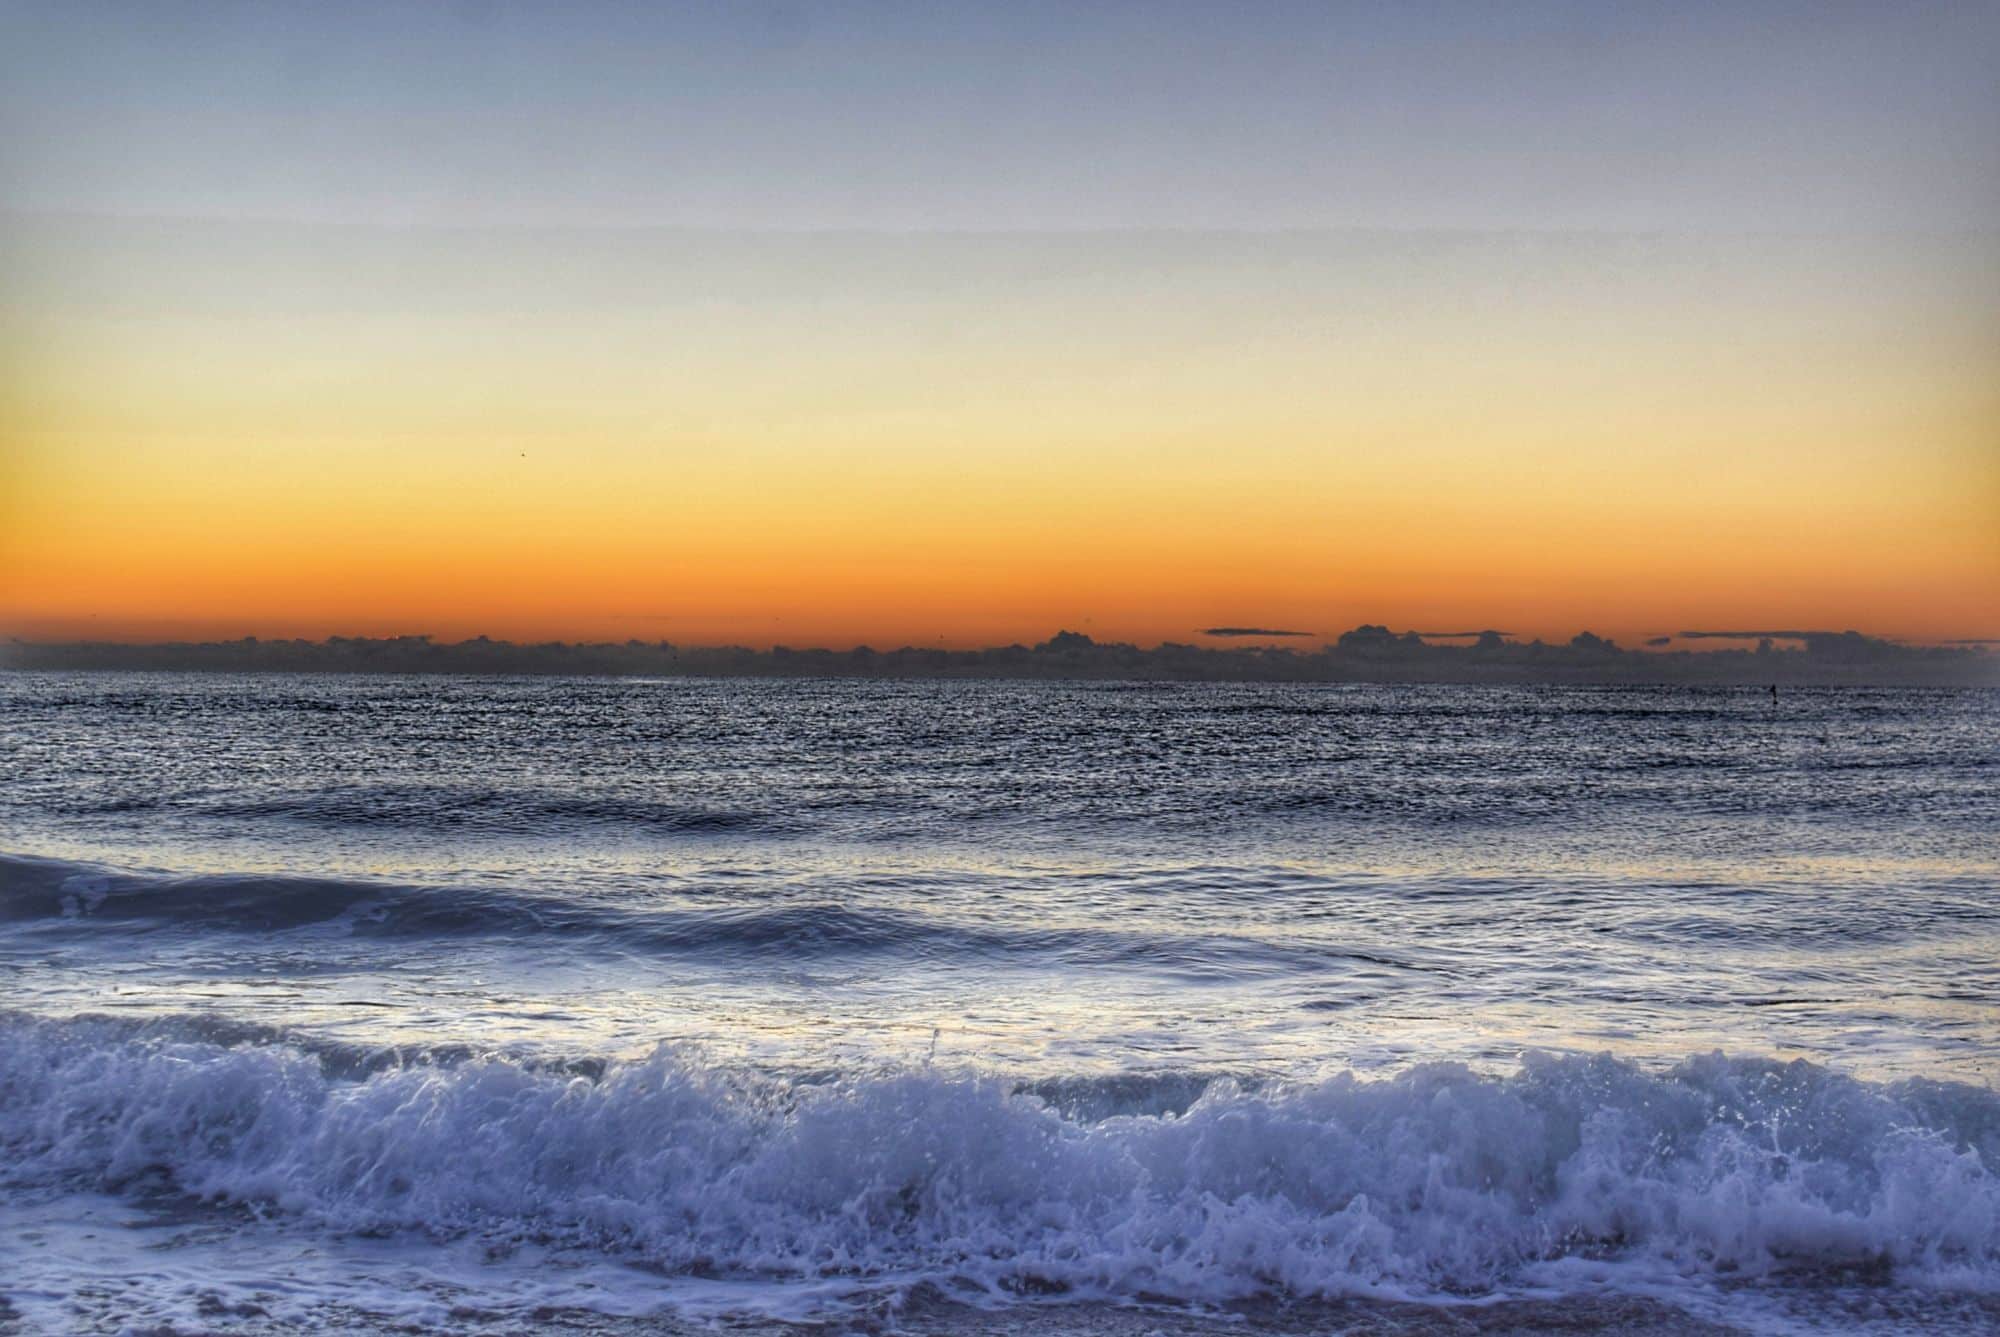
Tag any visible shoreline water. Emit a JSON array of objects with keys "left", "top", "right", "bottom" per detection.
[{"left": 7, "top": 1144, "right": 1999, "bottom": 1334}]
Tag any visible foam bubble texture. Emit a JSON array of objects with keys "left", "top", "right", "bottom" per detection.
[{"left": 3, "top": 1013, "right": 1996, "bottom": 1305}]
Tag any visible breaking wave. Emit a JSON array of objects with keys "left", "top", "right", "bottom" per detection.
[{"left": 3, "top": 1011, "right": 1996, "bottom": 1309}]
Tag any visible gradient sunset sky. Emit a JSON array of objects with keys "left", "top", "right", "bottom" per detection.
[{"left": 3, "top": 2, "right": 1996, "bottom": 649}]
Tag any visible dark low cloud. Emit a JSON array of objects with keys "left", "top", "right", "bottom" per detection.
[
  {"left": 1679, "top": 629, "right": 1911, "bottom": 659},
  {"left": 3, "top": 626, "right": 1991, "bottom": 687},
  {"left": 1201, "top": 627, "right": 1314, "bottom": 638},
  {"left": 1411, "top": 630, "right": 1513, "bottom": 639}
]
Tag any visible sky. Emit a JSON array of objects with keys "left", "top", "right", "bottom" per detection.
[{"left": 2, "top": 1, "right": 1996, "bottom": 648}]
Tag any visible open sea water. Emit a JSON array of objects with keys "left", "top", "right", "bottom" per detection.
[{"left": 0, "top": 673, "right": 1996, "bottom": 1334}]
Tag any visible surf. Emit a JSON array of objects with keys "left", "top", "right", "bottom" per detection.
[{"left": 4, "top": 1010, "right": 1995, "bottom": 1313}]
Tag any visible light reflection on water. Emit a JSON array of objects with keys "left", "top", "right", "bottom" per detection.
[{"left": 1, "top": 673, "right": 1994, "bottom": 1084}]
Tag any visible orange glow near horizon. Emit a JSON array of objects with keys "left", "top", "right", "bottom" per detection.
[{"left": 2, "top": 221, "right": 1996, "bottom": 650}]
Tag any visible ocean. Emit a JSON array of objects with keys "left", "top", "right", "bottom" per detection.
[{"left": 1, "top": 673, "right": 1995, "bottom": 1334}]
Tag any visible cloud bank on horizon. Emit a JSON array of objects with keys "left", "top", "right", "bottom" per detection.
[{"left": 4, "top": 625, "right": 1992, "bottom": 688}]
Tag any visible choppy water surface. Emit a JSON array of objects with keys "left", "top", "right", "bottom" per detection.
[{"left": 1, "top": 674, "right": 1995, "bottom": 1333}]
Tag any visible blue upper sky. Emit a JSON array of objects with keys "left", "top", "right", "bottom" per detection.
[{"left": 4, "top": 0, "right": 1995, "bottom": 231}]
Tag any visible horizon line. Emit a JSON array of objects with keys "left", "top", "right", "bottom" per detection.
[{"left": 7, "top": 626, "right": 1995, "bottom": 654}]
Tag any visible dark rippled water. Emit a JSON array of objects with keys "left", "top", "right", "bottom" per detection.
[{"left": 1, "top": 673, "right": 1996, "bottom": 1333}]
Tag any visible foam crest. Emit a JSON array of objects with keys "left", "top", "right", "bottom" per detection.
[{"left": 3, "top": 1013, "right": 1995, "bottom": 1308}]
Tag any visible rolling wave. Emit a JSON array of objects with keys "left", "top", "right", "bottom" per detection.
[{"left": 0, "top": 854, "right": 1403, "bottom": 976}]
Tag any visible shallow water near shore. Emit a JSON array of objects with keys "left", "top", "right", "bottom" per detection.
[{"left": 1, "top": 674, "right": 1996, "bottom": 1333}]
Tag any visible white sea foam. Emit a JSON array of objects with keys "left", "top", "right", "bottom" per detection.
[{"left": 2, "top": 1012, "right": 1995, "bottom": 1320}]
